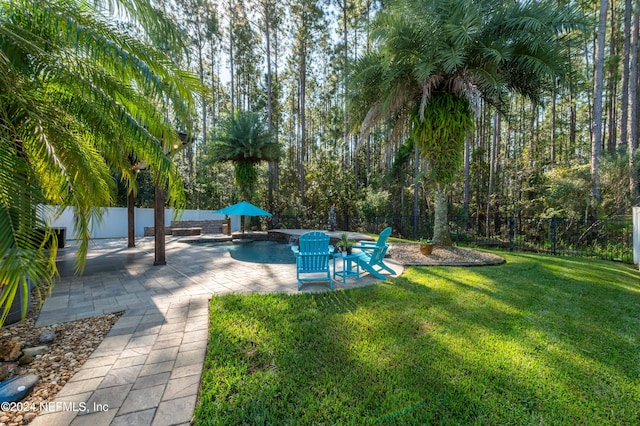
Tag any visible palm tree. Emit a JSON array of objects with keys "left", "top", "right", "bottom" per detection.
[
  {"left": 349, "top": 0, "right": 581, "bottom": 245},
  {"left": 209, "top": 111, "right": 281, "bottom": 201},
  {"left": 0, "top": 0, "right": 200, "bottom": 325}
]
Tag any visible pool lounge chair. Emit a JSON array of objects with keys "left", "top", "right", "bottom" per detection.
[
  {"left": 291, "top": 231, "right": 334, "bottom": 290},
  {"left": 352, "top": 227, "right": 396, "bottom": 280}
]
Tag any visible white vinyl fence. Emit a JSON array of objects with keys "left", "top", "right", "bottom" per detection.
[{"left": 39, "top": 206, "right": 237, "bottom": 240}]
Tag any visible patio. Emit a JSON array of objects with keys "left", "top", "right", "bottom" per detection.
[{"left": 30, "top": 235, "right": 403, "bottom": 425}]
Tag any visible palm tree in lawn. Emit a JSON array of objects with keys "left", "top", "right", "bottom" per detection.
[
  {"left": 0, "top": 0, "right": 201, "bottom": 325},
  {"left": 349, "top": 0, "right": 581, "bottom": 245},
  {"left": 210, "top": 111, "right": 281, "bottom": 202}
]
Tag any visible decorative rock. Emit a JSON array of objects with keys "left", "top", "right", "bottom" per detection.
[
  {"left": 0, "top": 366, "right": 8, "bottom": 382},
  {"left": 18, "top": 346, "right": 48, "bottom": 365},
  {"left": 17, "top": 356, "right": 32, "bottom": 366},
  {"left": 39, "top": 332, "right": 56, "bottom": 343},
  {"left": 21, "top": 346, "right": 48, "bottom": 358},
  {"left": 23, "top": 413, "right": 36, "bottom": 421},
  {"left": 0, "top": 374, "right": 39, "bottom": 404},
  {"left": 0, "top": 341, "right": 22, "bottom": 362},
  {"left": 0, "top": 311, "right": 122, "bottom": 425}
]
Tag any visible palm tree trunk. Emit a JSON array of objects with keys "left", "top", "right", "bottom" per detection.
[
  {"left": 463, "top": 133, "right": 470, "bottom": 231},
  {"left": 414, "top": 139, "right": 419, "bottom": 238},
  {"left": 154, "top": 183, "right": 166, "bottom": 266},
  {"left": 128, "top": 190, "right": 135, "bottom": 248},
  {"left": 433, "top": 183, "right": 452, "bottom": 246}
]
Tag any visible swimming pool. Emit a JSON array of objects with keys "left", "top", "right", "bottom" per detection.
[{"left": 196, "top": 240, "right": 296, "bottom": 264}]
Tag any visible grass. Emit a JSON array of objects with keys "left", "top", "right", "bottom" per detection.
[{"left": 194, "top": 252, "right": 640, "bottom": 425}]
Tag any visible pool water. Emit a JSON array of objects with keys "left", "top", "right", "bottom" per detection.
[{"left": 216, "top": 240, "right": 296, "bottom": 264}]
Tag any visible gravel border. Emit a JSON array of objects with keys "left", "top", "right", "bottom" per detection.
[
  {"left": 387, "top": 243, "right": 506, "bottom": 266},
  {"left": 0, "top": 308, "right": 122, "bottom": 426}
]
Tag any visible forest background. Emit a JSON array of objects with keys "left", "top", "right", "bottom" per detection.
[{"left": 120, "top": 0, "right": 640, "bottom": 245}]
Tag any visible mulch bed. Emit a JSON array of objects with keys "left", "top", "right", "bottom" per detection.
[{"left": 387, "top": 243, "right": 505, "bottom": 266}]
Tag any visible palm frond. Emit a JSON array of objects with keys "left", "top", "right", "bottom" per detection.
[{"left": 0, "top": 0, "right": 202, "bottom": 325}]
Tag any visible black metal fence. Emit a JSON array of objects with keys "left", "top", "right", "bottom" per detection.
[
  {"left": 452, "top": 215, "right": 633, "bottom": 263},
  {"left": 269, "top": 214, "right": 634, "bottom": 264}
]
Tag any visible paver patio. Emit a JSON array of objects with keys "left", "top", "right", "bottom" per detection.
[{"left": 30, "top": 236, "right": 403, "bottom": 425}]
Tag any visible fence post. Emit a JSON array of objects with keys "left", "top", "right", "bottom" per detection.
[
  {"left": 552, "top": 216, "right": 557, "bottom": 256},
  {"left": 509, "top": 218, "right": 515, "bottom": 251}
]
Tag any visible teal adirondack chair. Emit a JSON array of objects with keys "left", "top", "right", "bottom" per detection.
[
  {"left": 291, "top": 231, "right": 334, "bottom": 290},
  {"left": 352, "top": 227, "right": 396, "bottom": 280}
]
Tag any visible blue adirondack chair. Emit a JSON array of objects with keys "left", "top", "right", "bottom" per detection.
[
  {"left": 352, "top": 227, "right": 396, "bottom": 280},
  {"left": 291, "top": 231, "right": 334, "bottom": 290}
]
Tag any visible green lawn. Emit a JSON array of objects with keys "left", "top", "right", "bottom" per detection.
[{"left": 194, "top": 253, "right": 640, "bottom": 425}]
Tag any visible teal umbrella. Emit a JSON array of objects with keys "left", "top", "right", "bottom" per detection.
[
  {"left": 214, "top": 200, "right": 272, "bottom": 217},
  {"left": 213, "top": 201, "right": 272, "bottom": 235}
]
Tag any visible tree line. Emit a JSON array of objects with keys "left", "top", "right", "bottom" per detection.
[{"left": 154, "top": 0, "right": 638, "bottom": 241}]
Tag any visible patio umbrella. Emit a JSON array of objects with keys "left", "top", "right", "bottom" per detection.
[{"left": 213, "top": 201, "right": 272, "bottom": 235}]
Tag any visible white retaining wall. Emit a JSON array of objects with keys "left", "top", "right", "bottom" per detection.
[{"left": 40, "top": 206, "right": 238, "bottom": 240}]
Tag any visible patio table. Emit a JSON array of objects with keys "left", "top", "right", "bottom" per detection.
[{"left": 332, "top": 253, "right": 360, "bottom": 284}]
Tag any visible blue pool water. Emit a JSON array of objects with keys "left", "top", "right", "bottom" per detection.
[{"left": 205, "top": 240, "right": 296, "bottom": 264}]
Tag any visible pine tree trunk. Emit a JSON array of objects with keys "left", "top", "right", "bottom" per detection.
[
  {"left": 629, "top": 0, "right": 639, "bottom": 202},
  {"left": 620, "top": 0, "right": 632, "bottom": 148},
  {"left": 551, "top": 83, "right": 557, "bottom": 163},
  {"left": 606, "top": 2, "right": 617, "bottom": 153},
  {"left": 264, "top": 0, "right": 275, "bottom": 210},
  {"left": 229, "top": 6, "right": 235, "bottom": 115},
  {"left": 299, "top": 42, "right": 307, "bottom": 207},
  {"left": 486, "top": 111, "right": 499, "bottom": 237},
  {"left": 591, "top": 0, "right": 608, "bottom": 204}
]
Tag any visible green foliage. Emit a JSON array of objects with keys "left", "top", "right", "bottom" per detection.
[
  {"left": 414, "top": 93, "right": 474, "bottom": 185},
  {"left": 390, "top": 138, "right": 415, "bottom": 179},
  {"left": 291, "top": 152, "right": 357, "bottom": 223},
  {"left": 335, "top": 233, "right": 354, "bottom": 251},
  {"left": 0, "top": 0, "right": 200, "bottom": 325},
  {"left": 356, "top": 187, "right": 390, "bottom": 219},
  {"left": 542, "top": 148, "right": 638, "bottom": 219},
  {"left": 543, "top": 165, "right": 591, "bottom": 219},
  {"left": 209, "top": 111, "right": 280, "bottom": 201},
  {"left": 195, "top": 253, "right": 640, "bottom": 424}
]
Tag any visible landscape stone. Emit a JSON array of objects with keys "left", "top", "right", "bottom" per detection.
[
  {"left": 0, "top": 365, "right": 8, "bottom": 381},
  {"left": 0, "top": 340, "right": 22, "bottom": 362},
  {"left": 39, "top": 332, "right": 56, "bottom": 343}
]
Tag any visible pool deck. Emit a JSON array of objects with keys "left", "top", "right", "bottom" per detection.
[
  {"left": 29, "top": 234, "right": 403, "bottom": 426},
  {"left": 268, "top": 228, "right": 374, "bottom": 242}
]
